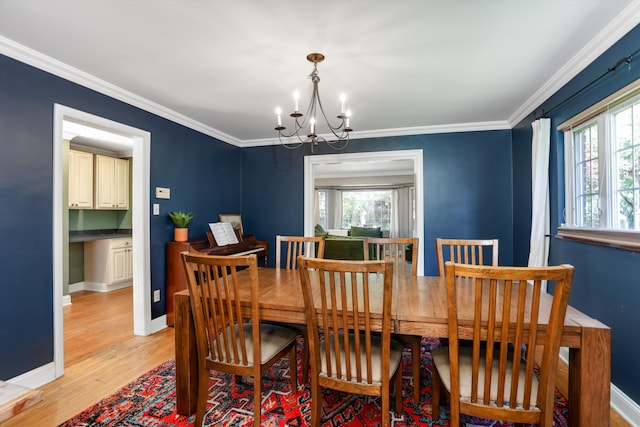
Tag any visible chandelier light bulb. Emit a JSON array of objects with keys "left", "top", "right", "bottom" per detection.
[
  {"left": 293, "top": 91, "right": 300, "bottom": 112},
  {"left": 340, "top": 93, "right": 346, "bottom": 114},
  {"left": 275, "top": 107, "right": 282, "bottom": 126}
]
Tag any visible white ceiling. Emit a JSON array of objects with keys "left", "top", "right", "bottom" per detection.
[{"left": 1, "top": 0, "right": 639, "bottom": 148}]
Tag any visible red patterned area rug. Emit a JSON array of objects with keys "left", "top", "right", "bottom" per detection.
[{"left": 59, "top": 338, "right": 568, "bottom": 426}]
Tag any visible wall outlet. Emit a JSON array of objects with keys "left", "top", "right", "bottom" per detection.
[{"left": 153, "top": 289, "right": 161, "bottom": 302}]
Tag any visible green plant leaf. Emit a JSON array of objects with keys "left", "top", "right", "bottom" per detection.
[{"left": 168, "top": 211, "right": 195, "bottom": 228}]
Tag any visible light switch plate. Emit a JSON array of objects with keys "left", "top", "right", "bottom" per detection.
[
  {"left": 155, "top": 187, "right": 170, "bottom": 199},
  {"left": 153, "top": 204, "right": 160, "bottom": 215}
]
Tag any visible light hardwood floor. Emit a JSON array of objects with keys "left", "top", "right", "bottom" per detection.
[
  {"left": 3, "top": 287, "right": 628, "bottom": 426},
  {"left": 4, "top": 287, "right": 175, "bottom": 427}
]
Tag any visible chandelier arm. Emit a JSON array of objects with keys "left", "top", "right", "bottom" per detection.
[
  {"left": 325, "top": 134, "right": 351, "bottom": 151},
  {"left": 314, "top": 88, "right": 350, "bottom": 140},
  {"left": 278, "top": 132, "right": 306, "bottom": 149}
]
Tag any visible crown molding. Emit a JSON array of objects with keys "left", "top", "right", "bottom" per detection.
[
  {"left": 0, "top": 35, "right": 243, "bottom": 147},
  {"left": 508, "top": 1, "right": 640, "bottom": 126},
  {"left": 240, "top": 121, "right": 512, "bottom": 148}
]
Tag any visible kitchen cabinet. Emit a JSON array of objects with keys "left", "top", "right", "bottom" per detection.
[
  {"left": 84, "top": 237, "right": 133, "bottom": 291},
  {"left": 95, "top": 154, "right": 129, "bottom": 209},
  {"left": 68, "top": 149, "right": 94, "bottom": 209}
]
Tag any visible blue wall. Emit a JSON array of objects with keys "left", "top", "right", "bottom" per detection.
[
  {"left": 241, "top": 131, "right": 515, "bottom": 275},
  {"left": 511, "top": 24, "right": 640, "bottom": 402},
  {"left": 0, "top": 54, "right": 242, "bottom": 379},
  {"left": 2, "top": 22, "right": 640, "bottom": 405}
]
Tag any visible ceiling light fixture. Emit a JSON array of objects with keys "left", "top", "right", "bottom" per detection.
[{"left": 274, "top": 53, "right": 352, "bottom": 152}]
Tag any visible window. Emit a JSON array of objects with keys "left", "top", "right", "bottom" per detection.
[
  {"left": 316, "top": 189, "right": 328, "bottom": 228},
  {"left": 341, "top": 190, "right": 392, "bottom": 231},
  {"left": 562, "top": 86, "right": 640, "bottom": 247}
]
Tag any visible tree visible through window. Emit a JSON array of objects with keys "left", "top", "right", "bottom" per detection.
[{"left": 341, "top": 190, "right": 392, "bottom": 231}]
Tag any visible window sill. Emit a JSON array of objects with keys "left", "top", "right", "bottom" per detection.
[{"left": 556, "top": 227, "right": 640, "bottom": 251}]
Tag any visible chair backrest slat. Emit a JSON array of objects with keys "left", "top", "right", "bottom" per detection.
[
  {"left": 436, "top": 238, "right": 499, "bottom": 276},
  {"left": 276, "top": 235, "right": 326, "bottom": 269},
  {"left": 363, "top": 237, "right": 418, "bottom": 277}
]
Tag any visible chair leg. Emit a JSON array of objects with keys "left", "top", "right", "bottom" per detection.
[
  {"left": 381, "top": 382, "right": 390, "bottom": 427},
  {"left": 301, "top": 329, "right": 309, "bottom": 384},
  {"left": 310, "top": 377, "right": 322, "bottom": 427},
  {"left": 410, "top": 339, "right": 421, "bottom": 402},
  {"left": 288, "top": 343, "right": 298, "bottom": 393},
  {"left": 394, "top": 367, "right": 403, "bottom": 414},
  {"left": 253, "top": 374, "right": 262, "bottom": 427},
  {"left": 431, "top": 367, "right": 441, "bottom": 421},
  {"left": 195, "top": 366, "right": 210, "bottom": 427}
]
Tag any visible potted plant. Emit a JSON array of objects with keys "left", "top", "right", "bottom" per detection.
[{"left": 168, "top": 211, "right": 195, "bottom": 242}]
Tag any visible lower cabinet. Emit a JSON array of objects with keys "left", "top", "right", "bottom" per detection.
[{"left": 84, "top": 237, "right": 133, "bottom": 291}]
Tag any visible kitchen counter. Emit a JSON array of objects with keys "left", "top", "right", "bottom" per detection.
[{"left": 69, "top": 229, "right": 132, "bottom": 243}]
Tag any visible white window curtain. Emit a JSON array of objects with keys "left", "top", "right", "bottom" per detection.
[
  {"left": 331, "top": 189, "right": 342, "bottom": 229},
  {"left": 390, "top": 189, "right": 399, "bottom": 237},
  {"left": 528, "top": 118, "right": 551, "bottom": 274}
]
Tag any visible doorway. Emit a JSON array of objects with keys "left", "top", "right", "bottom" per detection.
[
  {"left": 303, "top": 149, "right": 425, "bottom": 275},
  {"left": 53, "top": 105, "right": 156, "bottom": 380}
]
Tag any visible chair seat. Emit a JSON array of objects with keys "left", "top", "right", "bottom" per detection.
[
  {"left": 210, "top": 322, "right": 298, "bottom": 365},
  {"left": 432, "top": 346, "right": 539, "bottom": 407},
  {"left": 320, "top": 333, "right": 403, "bottom": 384}
]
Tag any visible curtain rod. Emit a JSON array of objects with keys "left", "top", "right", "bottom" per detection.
[{"left": 534, "top": 46, "right": 640, "bottom": 120}]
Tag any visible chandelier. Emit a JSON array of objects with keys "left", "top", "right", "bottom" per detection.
[{"left": 274, "top": 53, "right": 352, "bottom": 151}]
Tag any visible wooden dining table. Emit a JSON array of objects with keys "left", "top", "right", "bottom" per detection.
[{"left": 173, "top": 267, "right": 611, "bottom": 426}]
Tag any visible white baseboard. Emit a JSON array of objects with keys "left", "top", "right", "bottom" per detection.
[
  {"left": 8, "top": 362, "right": 56, "bottom": 390},
  {"left": 150, "top": 315, "right": 167, "bottom": 334},
  {"left": 559, "top": 348, "right": 640, "bottom": 425},
  {"left": 611, "top": 382, "right": 640, "bottom": 426},
  {"left": 62, "top": 294, "right": 71, "bottom": 306},
  {"left": 68, "top": 282, "right": 84, "bottom": 293},
  {"left": 83, "top": 280, "right": 133, "bottom": 293}
]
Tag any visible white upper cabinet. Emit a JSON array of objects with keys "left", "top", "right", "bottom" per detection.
[
  {"left": 95, "top": 154, "right": 130, "bottom": 210},
  {"left": 68, "top": 149, "right": 94, "bottom": 209}
]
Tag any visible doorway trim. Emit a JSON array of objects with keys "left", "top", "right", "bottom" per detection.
[
  {"left": 53, "top": 104, "right": 156, "bottom": 379},
  {"left": 303, "top": 149, "right": 424, "bottom": 275}
]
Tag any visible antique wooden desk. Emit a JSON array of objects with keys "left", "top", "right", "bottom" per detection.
[{"left": 174, "top": 268, "right": 611, "bottom": 426}]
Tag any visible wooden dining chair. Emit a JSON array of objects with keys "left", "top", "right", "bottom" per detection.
[
  {"left": 435, "top": 238, "right": 499, "bottom": 276},
  {"left": 181, "top": 252, "right": 298, "bottom": 427},
  {"left": 298, "top": 256, "right": 403, "bottom": 427},
  {"left": 276, "top": 235, "right": 325, "bottom": 270},
  {"left": 364, "top": 236, "right": 421, "bottom": 403},
  {"left": 274, "top": 235, "right": 326, "bottom": 384},
  {"left": 431, "top": 262, "right": 574, "bottom": 427}
]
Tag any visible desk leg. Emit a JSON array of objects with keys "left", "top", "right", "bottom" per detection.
[
  {"left": 568, "top": 319, "right": 611, "bottom": 426},
  {"left": 175, "top": 292, "right": 198, "bottom": 415}
]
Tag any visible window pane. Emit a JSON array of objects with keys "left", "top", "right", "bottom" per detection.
[
  {"left": 341, "top": 190, "right": 392, "bottom": 231},
  {"left": 574, "top": 124, "right": 599, "bottom": 227},
  {"left": 613, "top": 104, "right": 640, "bottom": 230},
  {"left": 316, "top": 190, "right": 327, "bottom": 228}
]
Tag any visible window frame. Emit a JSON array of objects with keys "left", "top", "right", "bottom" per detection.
[{"left": 559, "top": 79, "right": 640, "bottom": 250}]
